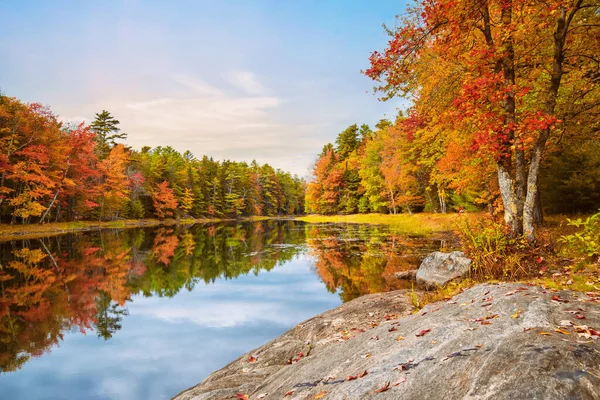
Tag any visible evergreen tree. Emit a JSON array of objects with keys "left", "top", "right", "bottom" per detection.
[{"left": 90, "top": 110, "right": 127, "bottom": 159}]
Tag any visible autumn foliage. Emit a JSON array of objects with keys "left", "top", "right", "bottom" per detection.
[
  {"left": 363, "top": 0, "right": 600, "bottom": 240},
  {"left": 0, "top": 95, "right": 305, "bottom": 223}
]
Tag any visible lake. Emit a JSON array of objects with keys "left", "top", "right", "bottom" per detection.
[{"left": 0, "top": 220, "right": 447, "bottom": 399}]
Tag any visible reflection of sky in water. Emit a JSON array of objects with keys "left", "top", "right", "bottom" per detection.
[{"left": 1, "top": 254, "right": 341, "bottom": 400}]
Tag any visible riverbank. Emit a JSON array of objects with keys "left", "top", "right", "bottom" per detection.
[
  {"left": 173, "top": 283, "right": 600, "bottom": 400},
  {"left": 294, "top": 213, "right": 459, "bottom": 235},
  {"left": 0, "top": 213, "right": 455, "bottom": 241},
  {"left": 0, "top": 216, "right": 273, "bottom": 241}
]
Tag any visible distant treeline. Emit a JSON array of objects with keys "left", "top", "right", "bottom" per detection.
[
  {"left": 306, "top": 120, "right": 600, "bottom": 216},
  {"left": 0, "top": 94, "right": 305, "bottom": 223}
]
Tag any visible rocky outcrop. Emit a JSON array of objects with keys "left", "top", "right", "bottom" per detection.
[
  {"left": 394, "top": 270, "right": 417, "bottom": 280},
  {"left": 173, "top": 283, "right": 600, "bottom": 400},
  {"left": 416, "top": 251, "right": 472, "bottom": 288}
]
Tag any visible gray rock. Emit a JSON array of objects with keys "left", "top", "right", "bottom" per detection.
[
  {"left": 173, "top": 284, "right": 600, "bottom": 400},
  {"left": 395, "top": 270, "right": 417, "bottom": 280},
  {"left": 416, "top": 251, "right": 472, "bottom": 289}
]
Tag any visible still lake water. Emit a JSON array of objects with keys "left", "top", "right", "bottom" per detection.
[{"left": 0, "top": 220, "right": 447, "bottom": 399}]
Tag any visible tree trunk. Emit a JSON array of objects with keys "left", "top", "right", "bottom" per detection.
[
  {"left": 500, "top": 0, "right": 522, "bottom": 236},
  {"left": 523, "top": 4, "right": 577, "bottom": 242},
  {"left": 497, "top": 163, "right": 518, "bottom": 233}
]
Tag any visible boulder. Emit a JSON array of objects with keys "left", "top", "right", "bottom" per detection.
[
  {"left": 416, "top": 251, "right": 471, "bottom": 288},
  {"left": 394, "top": 270, "right": 417, "bottom": 280},
  {"left": 173, "top": 283, "right": 600, "bottom": 400}
]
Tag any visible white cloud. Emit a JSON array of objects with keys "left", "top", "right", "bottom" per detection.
[{"left": 226, "top": 69, "right": 267, "bottom": 95}]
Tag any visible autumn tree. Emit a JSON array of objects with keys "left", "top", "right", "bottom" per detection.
[
  {"left": 365, "top": 0, "right": 600, "bottom": 240},
  {"left": 152, "top": 181, "right": 178, "bottom": 219}
]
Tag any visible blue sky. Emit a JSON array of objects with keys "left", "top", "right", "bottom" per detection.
[{"left": 0, "top": 0, "right": 409, "bottom": 176}]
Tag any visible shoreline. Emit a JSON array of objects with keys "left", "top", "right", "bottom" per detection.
[
  {"left": 0, "top": 213, "right": 456, "bottom": 241},
  {"left": 0, "top": 216, "right": 275, "bottom": 241}
]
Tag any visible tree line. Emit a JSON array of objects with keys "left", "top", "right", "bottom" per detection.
[
  {"left": 308, "top": 0, "right": 600, "bottom": 240},
  {"left": 0, "top": 95, "right": 305, "bottom": 223}
]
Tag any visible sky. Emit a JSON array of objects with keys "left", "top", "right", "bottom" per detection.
[{"left": 0, "top": 0, "right": 409, "bottom": 176}]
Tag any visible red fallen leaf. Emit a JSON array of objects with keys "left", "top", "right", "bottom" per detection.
[
  {"left": 575, "top": 314, "right": 586, "bottom": 320},
  {"left": 388, "top": 326, "right": 397, "bottom": 332},
  {"left": 284, "top": 390, "right": 295, "bottom": 396},
  {"left": 248, "top": 356, "right": 257, "bottom": 363},
  {"left": 359, "top": 370, "right": 368, "bottom": 378},
  {"left": 375, "top": 381, "right": 391, "bottom": 393},
  {"left": 535, "top": 256, "right": 544, "bottom": 264},
  {"left": 552, "top": 295, "right": 569, "bottom": 303},
  {"left": 416, "top": 329, "right": 431, "bottom": 337},
  {"left": 236, "top": 395, "right": 249, "bottom": 400},
  {"left": 347, "top": 375, "right": 358, "bottom": 381}
]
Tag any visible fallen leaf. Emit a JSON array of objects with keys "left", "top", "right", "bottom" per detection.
[
  {"left": 248, "top": 356, "right": 257, "bottom": 363},
  {"left": 388, "top": 326, "right": 397, "bottom": 332},
  {"left": 416, "top": 329, "right": 431, "bottom": 337},
  {"left": 475, "top": 344, "right": 483, "bottom": 348},
  {"left": 395, "top": 336, "right": 405, "bottom": 341},
  {"left": 540, "top": 332, "right": 552, "bottom": 336},
  {"left": 560, "top": 320, "right": 574, "bottom": 327},
  {"left": 555, "top": 328, "right": 570, "bottom": 335},
  {"left": 347, "top": 375, "right": 358, "bottom": 381},
  {"left": 314, "top": 391, "right": 327, "bottom": 399},
  {"left": 236, "top": 395, "right": 249, "bottom": 400},
  {"left": 359, "top": 370, "right": 369, "bottom": 378},
  {"left": 361, "top": 353, "right": 372, "bottom": 358},
  {"left": 575, "top": 314, "right": 586, "bottom": 320},
  {"left": 512, "top": 309, "right": 521, "bottom": 319},
  {"left": 284, "top": 390, "right": 295, "bottom": 396},
  {"left": 552, "top": 295, "right": 569, "bottom": 303},
  {"left": 257, "top": 394, "right": 267, "bottom": 399},
  {"left": 392, "top": 377, "right": 406, "bottom": 386},
  {"left": 375, "top": 381, "right": 391, "bottom": 393},
  {"left": 465, "top": 327, "right": 478, "bottom": 331}
]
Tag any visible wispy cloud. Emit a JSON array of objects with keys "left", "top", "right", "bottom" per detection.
[{"left": 226, "top": 69, "right": 268, "bottom": 95}]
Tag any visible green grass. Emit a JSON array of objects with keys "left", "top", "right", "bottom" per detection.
[{"left": 294, "top": 213, "right": 457, "bottom": 235}]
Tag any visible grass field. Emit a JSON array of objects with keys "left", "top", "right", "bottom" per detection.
[{"left": 294, "top": 213, "right": 459, "bottom": 235}]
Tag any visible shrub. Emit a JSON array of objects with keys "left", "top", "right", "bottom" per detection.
[
  {"left": 454, "top": 215, "right": 530, "bottom": 280},
  {"left": 559, "top": 211, "right": 600, "bottom": 261}
]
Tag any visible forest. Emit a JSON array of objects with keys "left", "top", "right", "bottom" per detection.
[
  {"left": 307, "top": 0, "right": 600, "bottom": 242},
  {"left": 0, "top": 95, "right": 305, "bottom": 223}
]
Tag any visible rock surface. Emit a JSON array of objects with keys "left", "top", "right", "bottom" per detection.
[
  {"left": 394, "top": 270, "right": 417, "bottom": 280},
  {"left": 173, "top": 284, "right": 600, "bottom": 400},
  {"left": 416, "top": 251, "right": 472, "bottom": 288}
]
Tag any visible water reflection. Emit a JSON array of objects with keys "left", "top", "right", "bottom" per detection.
[
  {"left": 306, "top": 224, "right": 448, "bottom": 301},
  {"left": 0, "top": 220, "right": 447, "bottom": 399}
]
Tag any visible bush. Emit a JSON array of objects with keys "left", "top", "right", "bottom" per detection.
[
  {"left": 559, "top": 211, "right": 600, "bottom": 260},
  {"left": 454, "top": 215, "right": 530, "bottom": 280}
]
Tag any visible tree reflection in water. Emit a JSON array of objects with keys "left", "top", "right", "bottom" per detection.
[{"left": 0, "top": 220, "right": 447, "bottom": 373}]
